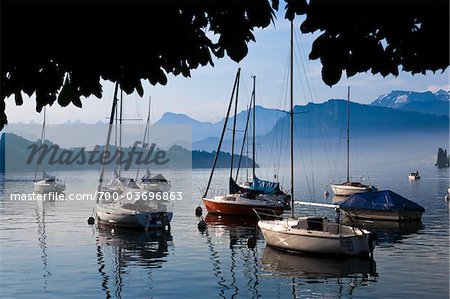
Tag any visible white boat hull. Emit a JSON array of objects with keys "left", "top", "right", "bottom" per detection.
[
  {"left": 33, "top": 180, "right": 66, "bottom": 193},
  {"left": 258, "top": 218, "right": 373, "bottom": 257},
  {"left": 96, "top": 205, "right": 173, "bottom": 229},
  {"left": 331, "top": 183, "right": 375, "bottom": 196},
  {"left": 140, "top": 182, "right": 172, "bottom": 192}
]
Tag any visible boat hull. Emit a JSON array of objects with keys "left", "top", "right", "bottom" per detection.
[
  {"left": 33, "top": 180, "right": 66, "bottom": 193},
  {"left": 331, "top": 183, "right": 375, "bottom": 196},
  {"left": 140, "top": 182, "right": 172, "bottom": 192},
  {"left": 342, "top": 208, "right": 423, "bottom": 221},
  {"left": 258, "top": 219, "right": 373, "bottom": 257},
  {"left": 202, "top": 197, "right": 284, "bottom": 216},
  {"left": 96, "top": 205, "right": 173, "bottom": 230}
]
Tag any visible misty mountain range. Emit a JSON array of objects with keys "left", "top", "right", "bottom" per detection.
[
  {"left": 6, "top": 89, "right": 449, "bottom": 155},
  {"left": 158, "top": 89, "right": 449, "bottom": 147}
]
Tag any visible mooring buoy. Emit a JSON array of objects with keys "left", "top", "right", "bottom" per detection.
[
  {"left": 195, "top": 206, "right": 203, "bottom": 216},
  {"left": 197, "top": 218, "right": 206, "bottom": 231},
  {"left": 87, "top": 217, "right": 95, "bottom": 225},
  {"left": 247, "top": 236, "right": 256, "bottom": 248}
]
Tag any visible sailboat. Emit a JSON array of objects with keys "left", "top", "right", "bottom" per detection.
[
  {"left": 33, "top": 107, "right": 66, "bottom": 193},
  {"left": 136, "top": 97, "right": 172, "bottom": 192},
  {"left": 202, "top": 69, "right": 285, "bottom": 216},
  {"left": 257, "top": 21, "right": 375, "bottom": 257},
  {"left": 101, "top": 88, "right": 141, "bottom": 195},
  {"left": 330, "top": 87, "right": 377, "bottom": 196},
  {"left": 95, "top": 83, "right": 173, "bottom": 230},
  {"left": 237, "top": 76, "right": 291, "bottom": 209}
]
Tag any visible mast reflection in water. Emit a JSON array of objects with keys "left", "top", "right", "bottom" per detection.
[
  {"left": 95, "top": 226, "right": 172, "bottom": 298},
  {"left": 35, "top": 198, "right": 56, "bottom": 291},
  {"left": 202, "top": 213, "right": 261, "bottom": 299}
]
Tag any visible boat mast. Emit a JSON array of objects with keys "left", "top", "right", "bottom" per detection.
[
  {"left": 230, "top": 70, "right": 240, "bottom": 179},
  {"left": 118, "top": 89, "right": 123, "bottom": 177},
  {"left": 346, "top": 86, "right": 350, "bottom": 183},
  {"left": 235, "top": 96, "right": 252, "bottom": 182},
  {"left": 203, "top": 68, "right": 241, "bottom": 198},
  {"left": 34, "top": 106, "right": 46, "bottom": 182},
  {"left": 246, "top": 103, "right": 249, "bottom": 181},
  {"left": 135, "top": 97, "right": 152, "bottom": 181},
  {"left": 252, "top": 75, "right": 256, "bottom": 179},
  {"left": 98, "top": 82, "right": 119, "bottom": 192},
  {"left": 290, "top": 20, "right": 295, "bottom": 218}
]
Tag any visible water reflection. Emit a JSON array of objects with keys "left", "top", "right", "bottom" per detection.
[
  {"left": 343, "top": 217, "right": 424, "bottom": 244},
  {"left": 35, "top": 199, "right": 55, "bottom": 291},
  {"left": 202, "top": 213, "right": 261, "bottom": 299},
  {"left": 95, "top": 227, "right": 172, "bottom": 298},
  {"left": 261, "top": 246, "right": 378, "bottom": 297},
  {"left": 331, "top": 195, "right": 348, "bottom": 203}
]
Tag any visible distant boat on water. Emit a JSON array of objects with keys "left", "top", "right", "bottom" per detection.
[
  {"left": 408, "top": 171, "right": 421, "bottom": 181},
  {"left": 330, "top": 87, "right": 377, "bottom": 197},
  {"left": 33, "top": 107, "right": 66, "bottom": 193},
  {"left": 435, "top": 147, "right": 449, "bottom": 168}
]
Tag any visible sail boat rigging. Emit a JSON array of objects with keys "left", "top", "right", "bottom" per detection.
[
  {"left": 256, "top": 21, "right": 375, "bottom": 257},
  {"left": 234, "top": 76, "right": 291, "bottom": 209},
  {"left": 330, "top": 87, "right": 378, "bottom": 196},
  {"left": 33, "top": 106, "right": 66, "bottom": 193},
  {"left": 202, "top": 69, "right": 286, "bottom": 216}
]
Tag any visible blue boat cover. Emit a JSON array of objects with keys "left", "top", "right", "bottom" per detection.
[
  {"left": 340, "top": 190, "right": 425, "bottom": 212},
  {"left": 249, "top": 176, "right": 280, "bottom": 195}
]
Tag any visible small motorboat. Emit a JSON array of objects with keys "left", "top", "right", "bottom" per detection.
[{"left": 408, "top": 171, "right": 421, "bottom": 180}]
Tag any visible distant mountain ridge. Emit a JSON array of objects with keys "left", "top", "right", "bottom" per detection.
[
  {"left": 371, "top": 89, "right": 449, "bottom": 116},
  {"left": 155, "top": 105, "right": 286, "bottom": 142},
  {"left": 192, "top": 99, "right": 449, "bottom": 152}
]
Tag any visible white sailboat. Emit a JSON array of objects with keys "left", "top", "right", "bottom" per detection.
[
  {"left": 95, "top": 84, "right": 173, "bottom": 230},
  {"left": 33, "top": 107, "right": 66, "bottom": 193},
  {"left": 257, "top": 21, "right": 375, "bottom": 257},
  {"left": 136, "top": 97, "right": 172, "bottom": 192},
  {"left": 330, "top": 87, "right": 377, "bottom": 196}
]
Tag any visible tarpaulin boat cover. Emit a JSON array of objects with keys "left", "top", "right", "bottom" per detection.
[
  {"left": 340, "top": 190, "right": 425, "bottom": 212},
  {"left": 229, "top": 176, "right": 285, "bottom": 195},
  {"left": 249, "top": 176, "right": 281, "bottom": 195},
  {"left": 229, "top": 178, "right": 255, "bottom": 194},
  {"left": 149, "top": 174, "right": 168, "bottom": 182}
]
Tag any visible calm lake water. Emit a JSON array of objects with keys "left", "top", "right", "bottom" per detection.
[{"left": 0, "top": 164, "right": 449, "bottom": 298}]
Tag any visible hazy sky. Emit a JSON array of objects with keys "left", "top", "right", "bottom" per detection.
[{"left": 4, "top": 14, "right": 449, "bottom": 125}]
